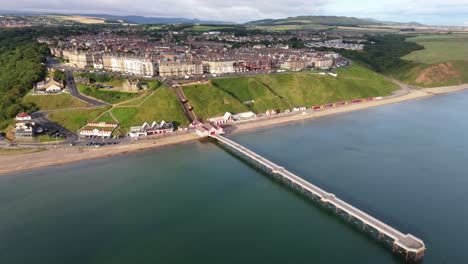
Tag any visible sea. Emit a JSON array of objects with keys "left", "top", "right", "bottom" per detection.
[{"left": 1, "top": 90, "right": 468, "bottom": 264}]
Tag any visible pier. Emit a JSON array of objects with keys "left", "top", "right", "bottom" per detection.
[{"left": 210, "top": 134, "right": 426, "bottom": 262}]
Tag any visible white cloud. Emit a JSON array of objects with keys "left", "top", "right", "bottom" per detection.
[
  {"left": 0, "top": 0, "right": 329, "bottom": 22},
  {"left": 1, "top": 0, "right": 467, "bottom": 25}
]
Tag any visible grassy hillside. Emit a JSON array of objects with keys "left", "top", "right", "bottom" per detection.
[
  {"left": 23, "top": 93, "right": 87, "bottom": 110},
  {"left": 94, "top": 111, "right": 116, "bottom": 123},
  {"left": 183, "top": 83, "right": 250, "bottom": 119},
  {"left": 111, "top": 87, "right": 188, "bottom": 132},
  {"left": 46, "top": 86, "right": 187, "bottom": 134},
  {"left": 48, "top": 107, "right": 110, "bottom": 132},
  {"left": 184, "top": 65, "right": 398, "bottom": 119},
  {"left": 392, "top": 60, "right": 468, "bottom": 87}
]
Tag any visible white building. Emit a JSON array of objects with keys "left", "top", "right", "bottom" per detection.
[
  {"left": 128, "top": 121, "right": 174, "bottom": 138},
  {"left": 15, "top": 112, "right": 31, "bottom": 121},
  {"left": 79, "top": 122, "right": 119, "bottom": 138},
  {"left": 208, "top": 112, "right": 233, "bottom": 125},
  {"left": 195, "top": 123, "right": 224, "bottom": 137},
  {"left": 232, "top": 111, "right": 257, "bottom": 121},
  {"left": 202, "top": 60, "right": 236, "bottom": 74},
  {"left": 80, "top": 129, "right": 112, "bottom": 138},
  {"left": 14, "top": 122, "right": 35, "bottom": 137}
]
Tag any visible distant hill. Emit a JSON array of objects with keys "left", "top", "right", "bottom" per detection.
[
  {"left": 246, "top": 16, "right": 381, "bottom": 27},
  {"left": 246, "top": 16, "right": 425, "bottom": 28},
  {"left": 0, "top": 12, "right": 234, "bottom": 25},
  {"left": 83, "top": 14, "right": 234, "bottom": 25},
  {"left": 364, "top": 18, "right": 425, "bottom": 27}
]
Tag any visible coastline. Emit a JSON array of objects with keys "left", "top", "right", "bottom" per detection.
[
  {"left": 231, "top": 84, "right": 468, "bottom": 134},
  {"left": 1, "top": 83, "right": 467, "bottom": 175},
  {"left": 0, "top": 133, "right": 199, "bottom": 175}
]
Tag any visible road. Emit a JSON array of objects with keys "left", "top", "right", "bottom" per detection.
[
  {"left": 65, "top": 69, "right": 107, "bottom": 107},
  {"left": 6, "top": 110, "right": 79, "bottom": 147},
  {"left": 3, "top": 69, "right": 108, "bottom": 148}
]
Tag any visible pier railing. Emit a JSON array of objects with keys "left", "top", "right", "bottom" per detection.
[{"left": 210, "top": 134, "right": 425, "bottom": 262}]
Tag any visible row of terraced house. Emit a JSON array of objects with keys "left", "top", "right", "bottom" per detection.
[{"left": 51, "top": 47, "right": 339, "bottom": 78}]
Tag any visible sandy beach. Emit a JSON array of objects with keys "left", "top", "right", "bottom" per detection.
[
  {"left": 0, "top": 133, "right": 199, "bottom": 175},
  {"left": 1, "top": 83, "right": 467, "bottom": 175}
]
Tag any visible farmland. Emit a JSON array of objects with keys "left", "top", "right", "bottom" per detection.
[
  {"left": 48, "top": 15, "right": 106, "bottom": 24},
  {"left": 185, "top": 25, "right": 238, "bottom": 32},
  {"left": 403, "top": 34, "right": 468, "bottom": 64}
]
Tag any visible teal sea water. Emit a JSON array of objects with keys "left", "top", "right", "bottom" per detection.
[{"left": 1, "top": 91, "right": 468, "bottom": 263}]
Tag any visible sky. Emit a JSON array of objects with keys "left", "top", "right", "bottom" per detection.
[{"left": 1, "top": 0, "right": 467, "bottom": 26}]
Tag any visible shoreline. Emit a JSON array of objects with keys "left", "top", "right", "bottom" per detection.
[
  {"left": 1, "top": 83, "right": 467, "bottom": 175},
  {"left": 0, "top": 133, "right": 199, "bottom": 175},
  {"left": 230, "top": 84, "right": 468, "bottom": 134}
]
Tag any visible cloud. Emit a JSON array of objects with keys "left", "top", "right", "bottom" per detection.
[
  {"left": 0, "top": 0, "right": 329, "bottom": 22},
  {"left": 1, "top": 0, "right": 467, "bottom": 25}
]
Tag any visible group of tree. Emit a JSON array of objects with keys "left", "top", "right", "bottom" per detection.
[
  {"left": 53, "top": 69, "right": 66, "bottom": 83},
  {"left": 0, "top": 28, "right": 49, "bottom": 130},
  {"left": 75, "top": 72, "right": 114, "bottom": 83},
  {"left": 340, "top": 35, "right": 424, "bottom": 74}
]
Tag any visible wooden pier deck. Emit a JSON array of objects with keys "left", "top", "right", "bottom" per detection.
[{"left": 211, "top": 134, "right": 426, "bottom": 262}]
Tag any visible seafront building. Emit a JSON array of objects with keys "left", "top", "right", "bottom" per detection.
[
  {"left": 13, "top": 112, "right": 35, "bottom": 138},
  {"left": 158, "top": 62, "right": 203, "bottom": 78},
  {"left": 49, "top": 33, "right": 345, "bottom": 77},
  {"left": 128, "top": 121, "right": 175, "bottom": 138},
  {"left": 202, "top": 60, "right": 236, "bottom": 74},
  {"left": 79, "top": 122, "right": 119, "bottom": 138}
]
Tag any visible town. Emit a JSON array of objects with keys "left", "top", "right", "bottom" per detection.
[
  {"left": 2, "top": 28, "right": 360, "bottom": 144},
  {"left": 44, "top": 31, "right": 345, "bottom": 78},
  {"left": 1, "top": 4, "right": 468, "bottom": 263}
]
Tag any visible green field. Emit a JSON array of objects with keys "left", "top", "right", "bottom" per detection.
[
  {"left": 102, "top": 78, "right": 125, "bottom": 88},
  {"left": 37, "top": 134, "right": 66, "bottom": 143},
  {"left": 392, "top": 34, "right": 468, "bottom": 87},
  {"left": 403, "top": 34, "right": 468, "bottom": 64},
  {"left": 78, "top": 84, "right": 139, "bottom": 104},
  {"left": 185, "top": 25, "right": 238, "bottom": 32},
  {"left": 118, "top": 93, "right": 150, "bottom": 106},
  {"left": 111, "top": 87, "right": 188, "bottom": 132},
  {"left": 48, "top": 107, "right": 110, "bottom": 132},
  {"left": 94, "top": 111, "right": 116, "bottom": 123},
  {"left": 23, "top": 93, "right": 87, "bottom": 110},
  {"left": 184, "top": 65, "right": 398, "bottom": 119}
]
